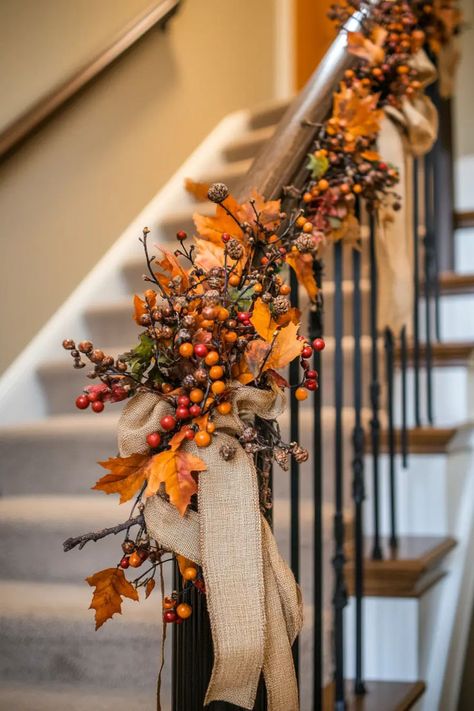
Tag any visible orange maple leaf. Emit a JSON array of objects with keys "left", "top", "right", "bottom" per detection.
[
  {"left": 347, "top": 26, "right": 387, "bottom": 65},
  {"left": 145, "top": 448, "right": 207, "bottom": 515},
  {"left": 154, "top": 249, "right": 190, "bottom": 295},
  {"left": 184, "top": 178, "right": 210, "bottom": 202},
  {"left": 333, "top": 83, "right": 383, "bottom": 138},
  {"left": 86, "top": 567, "right": 139, "bottom": 630},
  {"left": 250, "top": 298, "right": 279, "bottom": 343},
  {"left": 329, "top": 213, "right": 361, "bottom": 246},
  {"left": 93, "top": 453, "right": 151, "bottom": 504},
  {"left": 193, "top": 195, "right": 244, "bottom": 245},
  {"left": 245, "top": 321, "right": 302, "bottom": 376},
  {"left": 286, "top": 253, "right": 319, "bottom": 302},
  {"left": 133, "top": 289, "right": 157, "bottom": 325},
  {"left": 239, "top": 190, "right": 281, "bottom": 231}
]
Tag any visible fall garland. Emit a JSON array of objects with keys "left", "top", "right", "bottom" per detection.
[{"left": 61, "top": 2, "right": 461, "bottom": 709}]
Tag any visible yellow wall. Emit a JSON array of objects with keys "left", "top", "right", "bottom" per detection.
[{"left": 0, "top": 0, "right": 277, "bottom": 373}]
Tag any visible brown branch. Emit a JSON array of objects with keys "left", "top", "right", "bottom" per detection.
[{"left": 62, "top": 513, "right": 144, "bottom": 552}]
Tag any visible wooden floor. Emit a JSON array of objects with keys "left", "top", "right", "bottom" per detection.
[{"left": 323, "top": 680, "right": 426, "bottom": 711}]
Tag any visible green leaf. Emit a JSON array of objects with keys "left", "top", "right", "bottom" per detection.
[{"left": 306, "top": 153, "right": 329, "bottom": 180}]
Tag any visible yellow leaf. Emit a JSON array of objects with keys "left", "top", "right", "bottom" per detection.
[
  {"left": 250, "top": 298, "right": 279, "bottom": 343},
  {"left": 145, "top": 448, "right": 207, "bottom": 516},
  {"left": 286, "top": 253, "right": 319, "bottom": 302},
  {"left": 86, "top": 567, "right": 138, "bottom": 630},
  {"left": 93, "top": 453, "right": 151, "bottom": 504},
  {"left": 184, "top": 178, "right": 210, "bottom": 201}
]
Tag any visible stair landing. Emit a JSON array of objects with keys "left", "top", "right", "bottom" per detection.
[{"left": 323, "top": 680, "right": 425, "bottom": 711}]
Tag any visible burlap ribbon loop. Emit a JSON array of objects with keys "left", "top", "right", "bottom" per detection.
[
  {"left": 376, "top": 50, "right": 438, "bottom": 334},
  {"left": 118, "top": 386, "right": 303, "bottom": 711}
]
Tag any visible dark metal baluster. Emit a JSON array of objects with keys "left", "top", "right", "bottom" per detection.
[
  {"left": 311, "top": 259, "right": 324, "bottom": 710},
  {"left": 333, "top": 240, "right": 347, "bottom": 709},
  {"left": 424, "top": 154, "right": 434, "bottom": 425},
  {"left": 172, "top": 560, "right": 178, "bottom": 709},
  {"left": 369, "top": 214, "right": 383, "bottom": 560},
  {"left": 351, "top": 239, "right": 366, "bottom": 696},
  {"left": 289, "top": 266, "right": 300, "bottom": 677},
  {"left": 400, "top": 326, "right": 408, "bottom": 469},
  {"left": 384, "top": 328, "right": 398, "bottom": 550},
  {"left": 413, "top": 158, "right": 421, "bottom": 428}
]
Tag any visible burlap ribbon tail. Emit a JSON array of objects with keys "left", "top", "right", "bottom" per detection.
[{"left": 118, "top": 387, "right": 303, "bottom": 711}]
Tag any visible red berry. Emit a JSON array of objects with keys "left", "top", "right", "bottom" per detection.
[
  {"left": 184, "top": 428, "right": 195, "bottom": 440},
  {"left": 119, "top": 556, "right": 130, "bottom": 569},
  {"left": 300, "top": 359, "right": 310, "bottom": 370},
  {"left": 175, "top": 617, "right": 184, "bottom": 624},
  {"left": 237, "top": 312, "right": 249, "bottom": 322},
  {"left": 177, "top": 395, "right": 190, "bottom": 407},
  {"left": 176, "top": 406, "right": 190, "bottom": 420},
  {"left": 92, "top": 400, "right": 105, "bottom": 413},
  {"left": 87, "top": 391, "right": 100, "bottom": 403},
  {"left": 160, "top": 415, "right": 176, "bottom": 431},
  {"left": 312, "top": 338, "right": 325, "bottom": 351},
  {"left": 146, "top": 432, "right": 161, "bottom": 448},
  {"left": 177, "top": 230, "right": 187, "bottom": 241},
  {"left": 189, "top": 404, "right": 202, "bottom": 417},
  {"left": 306, "top": 370, "right": 318, "bottom": 379},
  {"left": 302, "top": 346, "right": 313, "bottom": 359},
  {"left": 378, "top": 162, "right": 387, "bottom": 171},
  {"left": 305, "top": 380, "right": 318, "bottom": 391},
  {"left": 194, "top": 344, "right": 208, "bottom": 358},
  {"left": 221, "top": 233, "right": 231, "bottom": 243},
  {"left": 75, "top": 395, "right": 90, "bottom": 410},
  {"left": 163, "top": 610, "right": 178, "bottom": 623}
]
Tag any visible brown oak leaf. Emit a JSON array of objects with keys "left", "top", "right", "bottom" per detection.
[
  {"left": 93, "top": 453, "right": 151, "bottom": 504},
  {"left": 86, "top": 567, "right": 139, "bottom": 630}
]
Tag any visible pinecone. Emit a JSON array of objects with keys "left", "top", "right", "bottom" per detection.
[
  {"left": 274, "top": 447, "right": 289, "bottom": 471},
  {"left": 202, "top": 289, "right": 220, "bottom": 304},
  {"left": 183, "top": 374, "right": 197, "bottom": 389},
  {"left": 240, "top": 426, "right": 257, "bottom": 443},
  {"left": 207, "top": 268, "right": 224, "bottom": 290},
  {"left": 207, "top": 183, "right": 229, "bottom": 204},
  {"left": 226, "top": 239, "right": 243, "bottom": 260},
  {"left": 291, "top": 444, "right": 309, "bottom": 463},
  {"left": 272, "top": 295, "right": 290, "bottom": 315},
  {"left": 294, "top": 233, "right": 317, "bottom": 254},
  {"left": 244, "top": 442, "right": 260, "bottom": 454},
  {"left": 219, "top": 443, "right": 236, "bottom": 461}
]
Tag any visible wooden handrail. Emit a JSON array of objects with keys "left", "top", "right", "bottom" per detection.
[
  {"left": 236, "top": 8, "right": 371, "bottom": 201},
  {"left": 0, "top": 0, "right": 180, "bottom": 161}
]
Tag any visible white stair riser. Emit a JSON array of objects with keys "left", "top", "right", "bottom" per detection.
[
  {"left": 419, "top": 293, "right": 474, "bottom": 341},
  {"left": 455, "top": 226, "right": 474, "bottom": 274}
]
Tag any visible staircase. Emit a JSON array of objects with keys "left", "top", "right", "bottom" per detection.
[{"left": 1, "top": 94, "right": 474, "bottom": 711}]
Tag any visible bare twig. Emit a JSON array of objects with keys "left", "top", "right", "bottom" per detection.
[{"left": 62, "top": 513, "right": 144, "bottom": 552}]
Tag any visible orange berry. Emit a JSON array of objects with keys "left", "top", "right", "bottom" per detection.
[
  {"left": 279, "top": 284, "right": 291, "bottom": 296},
  {"left": 224, "top": 331, "right": 238, "bottom": 343},
  {"left": 217, "top": 401, "right": 232, "bottom": 415},
  {"left": 268, "top": 234, "right": 278, "bottom": 244},
  {"left": 303, "top": 192, "right": 312, "bottom": 203},
  {"left": 231, "top": 363, "right": 240, "bottom": 378},
  {"left": 204, "top": 397, "right": 215, "bottom": 409},
  {"left": 229, "top": 274, "right": 240, "bottom": 287},
  {"left": 207, "top": 421, "right": 216, "bottom": 433},
  {"left": 179, "top": 343, "right": 194, "bottom": 358},
  {"left": 176, "top": 603, "right": 192, "bottom": 619},
  {"left": 190, "top": 388, "right": 204, "bottom": 403},
  {"left": 353, "top": 184, "right": 362, "bottom": 194},
  {"left": 200, "top": 319, "right": 214, "bottom": 329},
  {"left": 254, "top": 283, "right": 263, "bottom": 293},
  {"left": 129, "top": 551, "right": 144, "bottom": 568},
  {"left": 182, "top": 567, "right": 198, "bottom": 581},
  {"left": 209, "top": 365, "right": 224, "bottom": 380},
  {"left": 303, "top": 222, "right": 313, "bottom": 233},
  {"left": 205, "top": 351, "right": 220, "bottom": 366},
  {"left": 295, "top": 387, "right": 308, "bottom": 402},
  {"left": 163, "top": 596, "right": 176, "bottom": 610},
  {"left": 318, "top": 179, "right": 329, "bottom": 191},
  {"left": 211, "top": 380, "right": 226, "bottom": 395},
  {"left": 340, "top": 183, "right": 350, "bottom": 194},
  {"left": 162, "top": 383, "right": 173, "bottom": 394},
  {"left": 296, "top": 216, "right": 306, "bottom": 228},
  {"left": 217, "top": 307, "right": 230, "bottom": 321},
  {"left": 195, "top": 431, "right": 211, "bottom": 447}
]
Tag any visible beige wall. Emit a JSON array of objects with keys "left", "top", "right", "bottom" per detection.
[{"left": 0, "top": 0, "right": 277, "bottom": 373}]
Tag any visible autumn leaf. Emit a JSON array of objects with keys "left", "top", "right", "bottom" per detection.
[
  {"left": 133, "top": 289, "right": 157, "bottom": 325},
  {"left": 329, "top": 213, "right": 361, "bottom": 246},
  {"left": 145, "top": 448, "right": 207, "bottom": 515},
  {"left": 193, "top": 237, "right": 226, "bottom": 271},
  {"left": 154, "top": 249, "right": 190, "bottom": 295},
  {"left": 307, "top": 152, "right": 329, "bottom": 180},
  {"left": 245, "top": 321, "right": 302, "bottom": 376},
  {"left": 194, "top": 195, "right": 244, "bottom": 245},
  {"left": 333, "top": 83, "right": 383, "bottom": 138},
  {"left": 347, "top": 26, "right": 387, "bottom": 64},
  {"left": 177, "top": 554, "right": 195, "bottom": 577},
  {"left": 239, "top": 190, "right": 281, "bottom": 231},
  {"left": 184, "top": 178, "right": 210, "bottom": 201},
  {"left": 94, "top": 453, "right": 151, "bottom": 504},
  {"left": 361, "top": 149, "right": 381, "bottom": 162},
  {"left": 250, "top": 298, "right": 279, "bottom": 343},
  {"left": 286, "top": 253, "right": 319, "bottom": 302},
  {"left": 86, "top": 567, "right": 138, "bottom": 630},
  {"left": 145, "top": 579, "right": 155, "bottom": 599}
]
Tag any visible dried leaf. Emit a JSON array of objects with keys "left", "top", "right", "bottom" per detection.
[
  {"left": 347, "top": 27, "right": 387, "bottom": 64},
  {"left": 286, "top": 253, "right": 319, "bottom": 302},
  {"left": 86, "top": 567, "right": 138, "bottom": 630},
  {"left": 329, "top": 213, "right": 361, "bottom": 246},
  {"left": 145, "top": 448, "right": 206, "bottom": 515},
  {"left": 94, "top": 453, "right": 151, "bottom": 504},
  {"left": 250, "top": 299, "right": 279, "bottom": 343},
  {"left": 245, "top": 321, "right": 302, "bottom": 376},
  {"left": 194, "top": 195, "right": 244, "bottom": 245},
  {"left": 177, "top": 554, "right": 195, "bottom": 576},
  {"left": 360, "top": 149, "right": 381, "bottom": 162},
  {"left": 154, "top": 249, "right": 190, "bottom": 295},
  {"left": 307, "top": 153, "right": 329, "bottom": 180},
  {"left": 239, "top": 190, "right": 281, "bottom": 231},
  {"left": 145, "top": 578, "right": 156, "bottom": 599},
  {"left": 133, "top": 289, "right": 157, "bottom": 325},
  {"left": 333, "top": 83, "right": 383, "bottom": 138},
  {"left": 184, "top": 178, "right": 210, "bottom": 201}
]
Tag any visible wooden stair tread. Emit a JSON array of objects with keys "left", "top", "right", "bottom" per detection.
[
  {"left": 323, "top": 680, "right": 425, "bottom": 711},
  {"left": 395, "top": 340, "right": 474, "bottom": 366},
  {"left": 380, "top": 426, "right": 456, "bottom": 454},
  {"left": 438, "top": 271, "right": 474, "bottom": 295},
  {"left": 248, "top": 98, "right": 290, "bottom": 129},
  {"left": 454, "top": 210, "right": 474, "bottom": 229},
  {"left": 346, "top": 535, "right": 456, "bottom": 597}
]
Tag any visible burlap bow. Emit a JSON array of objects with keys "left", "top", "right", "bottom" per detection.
[
  {"left": 118, "top": 386, "right": 303, "bottom": 711},
  {"left": 376, "top": 50, "right": 438, "bottom": 333}
]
